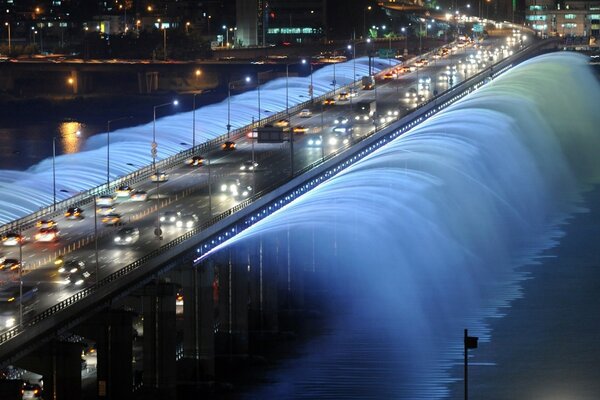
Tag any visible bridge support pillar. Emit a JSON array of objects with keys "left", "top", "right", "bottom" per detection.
[
  {"left": 95, "top": 309, "right": 134, "bottom": 399},
  {"left": 217, "top": 248, "right": 249, "bottom": 359},
  {"left": 248, "top": 235, "right": 279, "bottom": 345},
  {"left": 142, "top": 281, "right": 177, "bottom": 400},
  {"left": 17, "top": 341, "right": 82, "bottom": 400},
  {"left": 180, "top": 259, "right": 216, "bottom": 379}
]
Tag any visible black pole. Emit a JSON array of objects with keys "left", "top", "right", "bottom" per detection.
[{"left": 464, "top": 328, "right": 468, "bottom": 400}]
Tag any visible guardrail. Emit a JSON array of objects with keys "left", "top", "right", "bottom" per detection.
[{"left": 0, "top": 38, "right": 553, "bottom": 354}]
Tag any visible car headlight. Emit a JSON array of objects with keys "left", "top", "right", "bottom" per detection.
[
  {"left": 114, "top": 237, "right": 121, "bottom": 242},
  {"left": 75, "top": 279, "right": 84, "bottom": 285},
  {"left": 126, "top": 237, "right": 132, "bottom": 242},
  {"left": 329, "top": 137, "right": 338, "bottom": 145},
  {"left": 169, "top": 217, "right": 176, "bottom": 222},
  {"left": 187, "top": 221, "right": 193, "bottom": 228},
  {"left": 160, "top": 216, "right": 165, "bottom": 222},
  {"left": 220, "top": 184, "right": 227, "bottom": 192},
  {"left": 6, "top": 317, "right": 15, "bottom": 328},
  {"left": 176, "top": 221, "right": 183, "bottom": 227}
]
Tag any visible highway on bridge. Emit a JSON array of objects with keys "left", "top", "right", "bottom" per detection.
[{"left": 0, "top": 37, "right": 513, "bottom": 338}]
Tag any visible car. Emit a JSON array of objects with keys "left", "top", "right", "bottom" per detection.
[
  {"left": 240, "top": 160, "right": 259, "bottom": 171},
  {"left": 222, "top": 141, "right": 236, "bottom": 151},
  {"left": 323, "top": 97, "right": 335, "bottom": 106},
  {"left": 0, "top": 258, "right": 21, "bottom": 271},
  {"left": 220, "top": 179, "right": 253, "bottom": 198},
  {"left": 115, "top": 185, "right": 133, "bottom": 197},
  {"left": 400, "top": 66, "right": 412, "bottom": 73},
  {"left": 328, "top": 134, "right": 351, "bottom": 146},
  {"left": 299, "top": 109, "right": 312, "bottom": 118},
  {"left": 36, "top": 219, "right": 56, "bottom": 229},
  {"left": 65, "top": 269, "right": 91, "bottom": 286},
  {"left": 58, "top": 260, "right": 86, "bottom": 274},
  {"left": 159, "top": 211, "right": 179, "bottom": 225},
  {"left": 65, "top": 207, "right": 84, "bottom": 220},
  {"left": 130, "top": 190, "right": 148, "bottom": 202},
  {"left": 34, "top": 227, "right": 60, "bottom": 242},
  {"left": 150, "top": 171, "right": 169, "bottom": 182},
  {"left": 383, "top": 109, "right": 400, "bottom": 122},
  {"left": 97, "top": 195, "right": 116, "bottom": 206},
  {"left": 21, "top": 383, "right": 42, "bottom": 399},
  {"left": 338, "top": 92, "right": 349, "bottom": 101},
  {"left": 114, "top": 227, "right": 140, "bottom": 245},
  {"left": 292, "top": 125, "right": 309, "bottom": 134},
  {"left": 101, "top": 213, "right": 122, "bottom": 226},
  {"left": 334, "top": 116, "right": 349, "bottom": 125},
  {"left": 332, "top": 124, "right": 354, "bottom": 134},
  {"left": 185, "top": 156, "right": 204, "bottom": 166},
  {"left": 349, "top": 88, "right": 359, "bottom": 98},
  {"left": 176, "top": 213, "right": 199, "bottom": 228},
  {"left": 97, "top": 205, "right": 115, "bottom": 216},
  {"left": 307, "top": 135, "right": 323, "bottom": 146},
  {"left": 383, "top": 72, "right": 394, "bottom": 79},
  {"left": 273, "top": 119, "right": 290, "bottom": 128},
  {"left": 2, "top": 233, "right": 25, "bottom": 247},
  {"left": 415, "top": 58, "right": 428, "bottom": 67}
]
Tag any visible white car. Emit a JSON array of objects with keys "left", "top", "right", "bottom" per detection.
[
  {"left": 115, "top": 185, "right": 133, "bottom": 197},
  {"left": 114, "top": 227, "right": 140, "bottom": 245},
  {"left": 97, "top": 205, "right": 115, "bottom": 216},
  {"left": 35, "top": 228, "right": 60, "bottom": 242},
  {"left": 130, "top": 190, "right": 148, "bottom": 201},
  {"left": 307, "top": 135, "right": 323, "bottom": 146},
  {"left": 334, "top": 116, "right": 349, "bottom": 125},
  {"left": 159, "top": 211, "right": 179, "bottom": 225},
  {"left": 299, "top": 109, "right": 312, "bottom": 118},
  {"left": 240, "top": 160, "right": 259, "bottom": 171},
  {"left": 97, "top": 195, "right": 116, "bottom": 206},
  {"left": 150, "top": 171, "right": 169, "bottom": 182},
  {"left": 220, "top": 179, "right": 253, "bottom": 198}
]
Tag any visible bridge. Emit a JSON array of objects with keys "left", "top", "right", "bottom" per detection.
[{"left": 0, "top": 36, "right": 554, "bottom": 399}]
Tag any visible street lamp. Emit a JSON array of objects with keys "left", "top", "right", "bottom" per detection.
[
  {"left": 185, "top": 22, "right": 190, "bottom": 34},
  {"left": 4, "top": 22, "right": 10, "bottom": 55},
  {"left": 192, "top": 92, "right": 201, "bottom": 148},
  {"left": 401, "top": 27, "right": 408, "bottom": 55},
  {"left": 152, "top": 100, "right": 179, "bottom": 170},
  {"left": 52, "top": 137, "right": 57, "bottom": 210},
  {"left": 363, "top": 5, "right": 372, "bottom": 39},
  {"left": 152, "top": 100, "right": 177, "bottom": 240},
  {"left": 222, "top": 25, "right": 229, "bottom": 47},
  {"left": 157, "top": 20, "right": 167, "bottom": 60},
  {"left": 246, "top": 75, "right": 261, "bottom": 122},
  {"left": 301, "top": 58, "right": 314, "bottom": 103},
  {"left": 106, "top": 116, "right": 133, "bottom": 189}
]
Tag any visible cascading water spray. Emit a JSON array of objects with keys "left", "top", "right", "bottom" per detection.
[{"left": 209, "top": 53, "right": 600, "bottom": 399}]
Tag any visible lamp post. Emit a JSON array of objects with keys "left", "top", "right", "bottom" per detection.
[
  {"left": 18, "top": 229, "right": 23, "bottom": 326},
  {"left": 332, "top": 62, "right": 337, "bottom": 95},
  {"left": 285, "top": 63, "right": 289, "bottom": 117},
  {"left": 192, "top": 92, "right": 201, "bottom": 147},
  {"left": 246, "top": 75, "right": 261, "bottom": 122},
  {"left": 401, "top": 27, "right": 408, "bottom": 55},
  {"left": 302, "top": 59, "right": 314, "bottom": 103},
  {"left": 107, "top": 116, "right": 132, "bottom": 189},
  {"left": 4, "top": 22, "right": 10, "bottom": 55},
  {"left": 363, "top": 5, "right": 372, "bottom": 39},
  {"left": 227, "top": 81, "right": 234, "bottom": 138},
  {"left": 152, "top": 100, "right": 178, "bottom": 170},
  {"left": 222, "top": 25, "right": 228, "bottom": 47},
  {"left": 52, "top": 137, "right": 56, "bottom": 211},
  {"left": 152, "top": 100, "right": 177, "bottom": 240}
]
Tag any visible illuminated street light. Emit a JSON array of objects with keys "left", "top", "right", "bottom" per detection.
[
  {"left": 4, "top": 22, "right": 10, "bottom": 55},
  {"left": 301, "top": 59, "right": 314, "bottom": 103}
]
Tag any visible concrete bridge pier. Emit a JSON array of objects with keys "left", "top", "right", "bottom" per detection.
[
  {"left": 277, "top": 229, "right": 306, "bottom": 331},
  {"left": 75, "top": 309, "right": 134, "bottom": 399},
  {"left": 179, "top": 259, "right": 216, "bottom": 381},
  {"left": 216, "top": 248, "right": 249, "bottom": 359},
  {"left": 16, "top": 341, "right": 82, "bottom": 400},
  {"left": 248, "top": 235, "right": 280, "bottom": 354},
  {"left": 141, "top": 281, "right": 177, "bottom": 400}
]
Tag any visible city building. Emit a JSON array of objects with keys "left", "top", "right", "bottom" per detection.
[
  {"left": 236, "top": 0, "right": 326, "bottom": 47},
  {"left": 525, "top": 0, "right": 600, "bottom": 38}
]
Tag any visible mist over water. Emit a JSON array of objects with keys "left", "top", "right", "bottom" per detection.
[
  {"left": 0, "top": 57, "right": 398, "bottom": 224},
  {"left": 214, "top": 53, "right": 600, "bottom": 399}
]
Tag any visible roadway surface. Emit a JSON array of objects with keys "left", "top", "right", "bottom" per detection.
[{"left": 0, "top": 36, "right": 515, "bottom": 333}]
